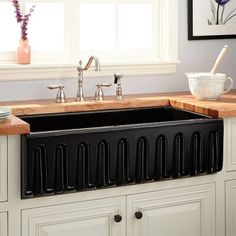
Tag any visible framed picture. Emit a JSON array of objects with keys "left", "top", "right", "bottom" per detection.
[{"left": 188, "top": 0, "right": 236, "bottom": 40}]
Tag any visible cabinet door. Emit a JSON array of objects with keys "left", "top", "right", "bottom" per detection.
[
  {"left": 225, "top": 118, "right": 236, "bottom": 171},
  {"left": 226, "top": 180, "right": 236, "bottom": 236},
  {"left": 0, "top": 212, "right": 7, "bottom": 236},
  {"left": 22, "top": 196, "right": 125, "bottom": 236},
  {"left": 0, "top": 136, "right": 7, "bottom": 202},
  {"left": 127, "top": 183, "right": 216, "bottom": 236}
]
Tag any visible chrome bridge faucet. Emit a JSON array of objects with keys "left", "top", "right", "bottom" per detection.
[{"left": 76, "top": 56, "right": 101, "bottom": 102}]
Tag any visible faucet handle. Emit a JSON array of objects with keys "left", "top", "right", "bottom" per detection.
[
  {"left": 100, "top": 83, "right": 112, "bottom": 88},
  {"left": 48, "top": 84, "right": 65, "bottom": 90},
  {"left": 95, "top": 83, "right": 112, "bottom": 101},
  {"left": 47, "top": 84, "right": 66, "bottom": 103}
]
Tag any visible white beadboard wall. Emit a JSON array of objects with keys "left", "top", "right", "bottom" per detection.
[{"left": 0, "top": 0, "right": 235, "bottom": 102}]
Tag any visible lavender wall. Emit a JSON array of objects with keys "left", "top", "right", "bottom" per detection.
[{"left": 0, "top": 0, "right": 235, "bottom": 102}]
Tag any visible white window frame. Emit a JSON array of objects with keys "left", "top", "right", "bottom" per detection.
[{"left": 0, "top": 0, "right": 179, "bottom": 81}]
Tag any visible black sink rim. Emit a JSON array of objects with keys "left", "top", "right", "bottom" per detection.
[
  {"left": 26, "top": 118, "right": 222, "bottom": 139},
  {"left": 19, "top": 106, "right": 214, "bottom": 135},
  {"left": 19, "top": 106, "right": 211, "bottom": 119}
]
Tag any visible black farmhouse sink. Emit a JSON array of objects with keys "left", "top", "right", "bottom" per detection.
[{"left": 20, "top": 107, "right": 223, "bottom": 198}]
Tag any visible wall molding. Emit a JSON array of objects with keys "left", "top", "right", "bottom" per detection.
[{"left": 0, "top": 61, "right": 179, "bottom": 81}]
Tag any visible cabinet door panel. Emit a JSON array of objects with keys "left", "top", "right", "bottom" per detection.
[
  {"left": 0, "top": 212, "right": 7, "bottom": 236},
  {"left": 0, "top": 136, "right": 7, "bottom": 202},
  {"left": 127, "top": 184, "right": 216, "bottom": 236},
  {"left": 226, "top": 118, "right": 236, "bottom": 171},
  {"left": 226, "top": 180, "right": 236, "bottom": 236},
  {"left": 22, "top": 197, "right": 125, "bottom": 236}
]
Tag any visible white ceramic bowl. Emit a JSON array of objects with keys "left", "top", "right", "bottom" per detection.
[{"left": 185, "top": 73, "right": 233, "bottom": 100}]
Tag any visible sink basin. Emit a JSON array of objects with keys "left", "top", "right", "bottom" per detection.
[
  {"left": 21, "top": 106, "right": 209, "bottom": 132},
  {"left": 20, "top": 106, "right": 223, "bottom": 198}
]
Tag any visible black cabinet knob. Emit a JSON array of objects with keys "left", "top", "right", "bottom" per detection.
[
  {"left": 135, "top": 211, "right": 143, "bottom": 220},
  {"left": 114, "top": 215, "right": 122, "bottom": 223}
]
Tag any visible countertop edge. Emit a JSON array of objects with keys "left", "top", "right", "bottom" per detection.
[{"left": 0, "top": 115, "right": 30, "bottom": 135}]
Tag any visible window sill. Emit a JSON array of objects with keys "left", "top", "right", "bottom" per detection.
[{"left": 0, "top": 60, "right": 179, "bottom": 81}]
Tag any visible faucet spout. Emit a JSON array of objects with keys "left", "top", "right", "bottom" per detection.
[
  {"left": 76, "top": 56, "right": 101, "bottom": 102},
  {"left": 83, "top": 56, "right": 101, "bottom": 72}
]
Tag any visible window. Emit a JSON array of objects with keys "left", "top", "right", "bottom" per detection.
[
  {"left": 0, "top": 0, "right": 178, "bottom": 80},
  {"left": 79, "top": 1, "right": 156, "bottom": 62}
]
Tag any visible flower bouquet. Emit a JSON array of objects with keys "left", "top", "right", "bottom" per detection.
[{"left": 12, "top": 0, "right": 35, "bottom": 64}]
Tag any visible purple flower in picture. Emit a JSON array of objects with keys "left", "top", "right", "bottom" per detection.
[
  {"left": 208, "top": 0, "right": 236, "bottom": 25},
  {"left": 12, "top": 0, "right": 36, "bottom": 40},
  {"left": 215, "top": 0, "right": 230, "bottom": 6}
]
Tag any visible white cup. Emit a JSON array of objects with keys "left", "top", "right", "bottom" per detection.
[{"left": 185, "top": 73, "right": 234, "bottom": 100}]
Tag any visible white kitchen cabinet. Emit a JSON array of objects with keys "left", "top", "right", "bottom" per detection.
[
  {"left": 127, "top": 183, "right": 216, "bottom": 236},
  {"left": 0, "top": 212, "right": 7, "bottom": 236},
  {"left": 21, "top": 183, "right": 216, "bottom": 236},
  {"left": 0, "top": 136, "right": 7, "bottom": 202},
  {"left": 226, "top": 180, "right": 236, "bottom": 236},
  {"left": 225, "top": 118, "right": 236, "bottom": 171},
  {"left": 22, "top": 196, "right": 126, "bottom": 236}
]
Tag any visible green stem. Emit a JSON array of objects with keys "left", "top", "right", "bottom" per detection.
[
  {"left": 224, "top": 8, "right": 236, "bottom": 24},
  {"left": 216, "top": 4, "right": 220, "bottom": 24},
  {"left": 220, "top": 5, "right": 225, "bottom": 24},
  {"left": 224, "top": 13, "right": 236, "bottom": 24}
]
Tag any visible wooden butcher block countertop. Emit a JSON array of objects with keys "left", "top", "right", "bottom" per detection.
[
  {"left": 2, "top": 90, "right": 236, "bottom": 135},
  {"left": 169, "top": 92, "right": 236, "bottom": 118},
  {"left": 0, "top": 115, "right": 29, "bottom": 135}
]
